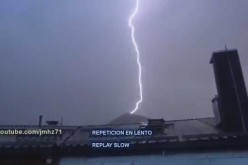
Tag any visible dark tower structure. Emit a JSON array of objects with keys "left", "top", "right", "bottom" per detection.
[
  {"left": 39, "top": 115, "right": 43, "bottom": 127},
  {"left": 210, "top": 49, "right": 248, "bottom": 133}
]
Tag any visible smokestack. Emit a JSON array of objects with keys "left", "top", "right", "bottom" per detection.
[
  {"left": 60, "top": 117, "right": 63, "bottom": 126},
  {"left": 39, "top": 115, "right": 43, "bottom": 127}
]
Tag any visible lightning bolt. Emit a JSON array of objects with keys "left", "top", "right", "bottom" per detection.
[{"left": 129, "top": 0, "right": 142, "bottom": 114}]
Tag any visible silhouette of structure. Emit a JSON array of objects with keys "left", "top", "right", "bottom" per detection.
[{"left": 210, "top": 49, "right": 248, "bottom": 133}]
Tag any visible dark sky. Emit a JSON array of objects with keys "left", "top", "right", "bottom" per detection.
[{"left": 0, "top": 0, "right": 248, "bottom": 125}]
